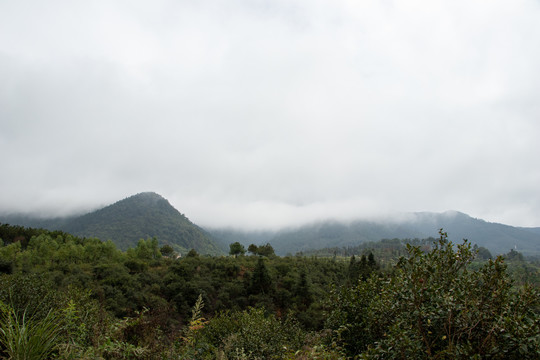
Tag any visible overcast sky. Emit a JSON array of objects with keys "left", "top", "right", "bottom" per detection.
[{"left": 1, "top": 0, "right": 540, "bottom": 230}]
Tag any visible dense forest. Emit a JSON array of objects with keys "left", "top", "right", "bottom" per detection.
[
  {"left": 6, "top": 193, "right": 540, "bottom": 258},
  {"left": 1, "top": 192, "right": 223, "bottom": 255},
  {"left": 210, "top": 212, "right": 540, "bottom": 257},
  {"left": 0, "top": 224, "right": 539, "bottom": 359}
]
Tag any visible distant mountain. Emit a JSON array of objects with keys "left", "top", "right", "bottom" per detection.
[
  {"left": 520, "top": 227, "right": 540, "bottom": 236},
  {"left": 206, "top": 211, "right": 540, "bottom": 257},
  {"left": 1, "top": 192, "right": 223, "bottom": 255},
  {"left": 207, "top": 228, "right": 276, "bottom": 252},
  {"left": 3, "top": 199, "right": 539, "bottom": 257}
]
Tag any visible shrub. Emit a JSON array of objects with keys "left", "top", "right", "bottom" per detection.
[
  {"left": 183, "top": 307, "right": 305, "bottom": 359},
  {"left": 327, "top": 230, "right": 540, "bottom": 359}
]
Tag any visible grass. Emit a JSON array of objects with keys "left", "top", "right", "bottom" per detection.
[{"left": 0, "top": 301, "right": 63, "bottom": 360}]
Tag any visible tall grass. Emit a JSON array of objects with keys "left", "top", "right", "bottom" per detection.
[{"left": 0, "top": 301, "right": 63, "bottom": 360}]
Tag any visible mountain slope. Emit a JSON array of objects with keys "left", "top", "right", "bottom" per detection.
[
  {"left": 1, "top": 192, "right": 223, "bottom": 255},
  {"left": 208, "top": 211, "right": 540, "bottom": 256},
  {"left": 64, "top": 192, "right": 222, "bottom": 254}
]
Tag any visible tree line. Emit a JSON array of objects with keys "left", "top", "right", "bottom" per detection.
[{"left": 0, "top": 224, "right": 538, "bottom": 359}]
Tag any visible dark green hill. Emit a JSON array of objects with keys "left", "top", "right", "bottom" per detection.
[
  {"left": 0, "top": 192, "right": 223, "bottom": 255},
  {"left": 208, "top": 211, "right": 540, "bottom": 257},
  {"left": 267, "top": 220, "right": 422, "bottom": 255},
  {"left": 62, "top": 192, "right": 222, "bottom": 254}
]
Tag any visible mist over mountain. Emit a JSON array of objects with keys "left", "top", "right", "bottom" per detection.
[
  {"left": 2, "top": 194, "right": 539, "bottom": 257},
  {"left": 1, "top": 192, "right": 223, "bottom": 255},
  {"left": 207, "top": 211, "right": 540, "bottom": 257}
]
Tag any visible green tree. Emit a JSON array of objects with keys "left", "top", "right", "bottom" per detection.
[
  {"left": 160, "top": 244, "right": 175, "bottom": 258},
  {"left": 249, "top": 257, "right": 273, "bottom": 295},
  {"left": 295, "top": 268, "right": 313, "bottom": 309},
  {"left": 257, "top": 243, "right": 275, "bottom": 257},
  {"left": 348, "top": 255, "right": 360, "bottom": 283},
  {"left": 248, "top": 243, "right": 258, "bottom": 255},
  {"left": 474, "top": 244, "right": 493, "bottom": 260},
  {"left": 128, "top": 238, "right": 161, "bottom": 261},
  {"left": 228, "top": 242, "right": 246, "bottom": 257},
  {"left": 327, "top": 230, "right": 540, "bottom": 358},
  {"left": 186, "top": 249, "right": 199, "bottom": 258}
]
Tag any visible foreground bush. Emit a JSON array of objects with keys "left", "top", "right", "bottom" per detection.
[
  {"left": 179, "top": 305, "right": 303, "bottom": 359},
  {"left": 327, "top": 230, "right": 540, "bottom": 359}
]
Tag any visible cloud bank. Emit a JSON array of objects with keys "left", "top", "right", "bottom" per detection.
[{"left": 1, "top": 0, "right": 540, "bottom": 229}]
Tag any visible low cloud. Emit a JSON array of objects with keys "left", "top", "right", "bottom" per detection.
[{"left": 1, "top": 0, "right": 540, "bottom": 228}]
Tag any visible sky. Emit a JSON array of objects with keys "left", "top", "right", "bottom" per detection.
[{"left": 1, "top": 0, "right": 540, "bottom": 230}]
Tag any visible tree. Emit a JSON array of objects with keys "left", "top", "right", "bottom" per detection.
[
  {"left": 256, "top": 243, "right": 275, "bottom": 257},
  {"left": 186, "top": 249, "right": 199, "bottom": 258},
  {"left": 474, "top": 244, "right": 492, "bottom": 260},
  {"left": 505, "top": 248, "right": 525, "bottom": 262},
  {"left": 160, "top": 244, "right": 176, "bottom": 258},
  {"left": 247, "top": 244, "right": 258, "bottom": 255},
  {"left": 295, "top": 268, "right": 313, "bottom": 308},
  {"left": 129, "top": 238, "right": 161, "bottom": 260},
  {"left": 327, "top": 230, "right": 540, "bottom": 358},
  {"left": 249, "top": 257, "right": 272, "bottom": 295},
  {"left": 367, "top": 251, "right": 378, "bottom": 271},
  {"left": 247, "top": 243, "right": 275, "bottom": 257},
  {"left": 348, "top": 255, "right": 360, "bottom": 283},
  {"left": 229, "top": 242, "right": 245, "bottom": 257}
]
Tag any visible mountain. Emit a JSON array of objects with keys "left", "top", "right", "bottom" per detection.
[
  {"left": 520, "top": 227, "right": 540, "bottom": 236},
  {"left": 207, "top": 211, "right": 540, "bottom": 257},
  {"left": 3, "top": 199, "right": 539, "bottom": 257},
  {"left": 207, "top": 228, "right": 276, "bottom": 252},
  {"left": 1, "top": 192, "right": 223, "bottom": 255}
]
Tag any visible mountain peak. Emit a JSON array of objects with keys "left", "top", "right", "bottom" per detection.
[
  {"left": 131, "top": 191, "right": 165, "bottom": 200},
  {"left": 120, "top": 192, "right": 167, "bottom": 206},
  {"left": 57, "top": 192, "right": 222, "bottom": 254}
]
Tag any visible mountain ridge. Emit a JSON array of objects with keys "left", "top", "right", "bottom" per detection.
[
  {"left": 0, "top": 192, "right": 223, "bottom": 255},
  {"left": 2, "top": 195, "right": 539, "bottom": 257},
  {"left": 207, "top": 211, "right": 540, "bottom": 256}
]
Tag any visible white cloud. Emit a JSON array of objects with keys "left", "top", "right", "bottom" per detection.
[{"left": 1, "top": 0, "right": 540, "bottom": 228}]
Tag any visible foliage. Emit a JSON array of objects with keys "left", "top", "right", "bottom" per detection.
[
  {"left": 182, "top": 294, "right": 208, "bottom": 347},
  {"left": 0, "top": 302, "right": 64, "bottom": 360},
  {"left": 160, "top": 244, "right": 176, "bottom": 258},
  {"left": 1, "top": 223, "right": 538, "bottom": 359},
  {"left": 1, "top": 191, "right": 224, "bottom": 255},
  {"left": 247, "top": 243, "right": 275, "bottom": 257},
  {"left": 229, "top": 242, "right": 246, "bottom": 257},
  {"left": 326, "top": 230, "right": 540, "bottom": 359},
  {"left": 0, "top": 273, "right": 62, "bottom": 322},
  {"left": 188, "top": 307, "right": 305, "bottom": 359}
]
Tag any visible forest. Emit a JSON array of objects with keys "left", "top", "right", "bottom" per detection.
[{"left": 0, "top": 223, "right": 539, "bottom": 359}]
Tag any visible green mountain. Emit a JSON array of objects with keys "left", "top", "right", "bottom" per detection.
[
  {"left": 207, "top": 211, "right": 540, "bottom": 257},
  {"left": 1, "top": 192, "right": 223, "bottom": 255},
  {"left": 3, "top": 199, "right": 539, "bottom": 257},
  {"left": 206, "top": 228, "right": 276, "bottom": 252}
]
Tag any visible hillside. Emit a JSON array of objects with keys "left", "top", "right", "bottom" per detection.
[
  {"left": 1, "top": 192, "right": 223, "bottom": 255},
  {"left": 3, "top": 199, "right": 539, "bottom": 257},
  {"left": 207, "top": 211, "right": 540, "bottom": 256}
]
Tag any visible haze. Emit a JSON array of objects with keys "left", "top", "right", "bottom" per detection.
[{"left": 1, "top": 0, "right": 540, "bottom": 230}]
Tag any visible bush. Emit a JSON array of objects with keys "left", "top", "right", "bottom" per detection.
[
  {"left": 327, "top": 230, "right": 540, "bottom": 359},
  {"left": 183, "top": 307, "right": 305, "bottom": 359}
]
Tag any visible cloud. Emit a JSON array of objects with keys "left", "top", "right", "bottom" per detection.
[{"left": 1, "top": 0, "right": 540, "bottom": 228}]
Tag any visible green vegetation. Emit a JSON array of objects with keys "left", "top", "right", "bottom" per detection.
[
  {"left": 326, "top": 231, "right": 540, "bottom": 358},
  {"left": 211, "top": 213, "right": 540, "bottom": 256},
  {"left": 1, "top": 192, "right": 224, "bottom": 255},
  {"left": 0, "top": 224, "right": 538, "bottom": 359}
]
